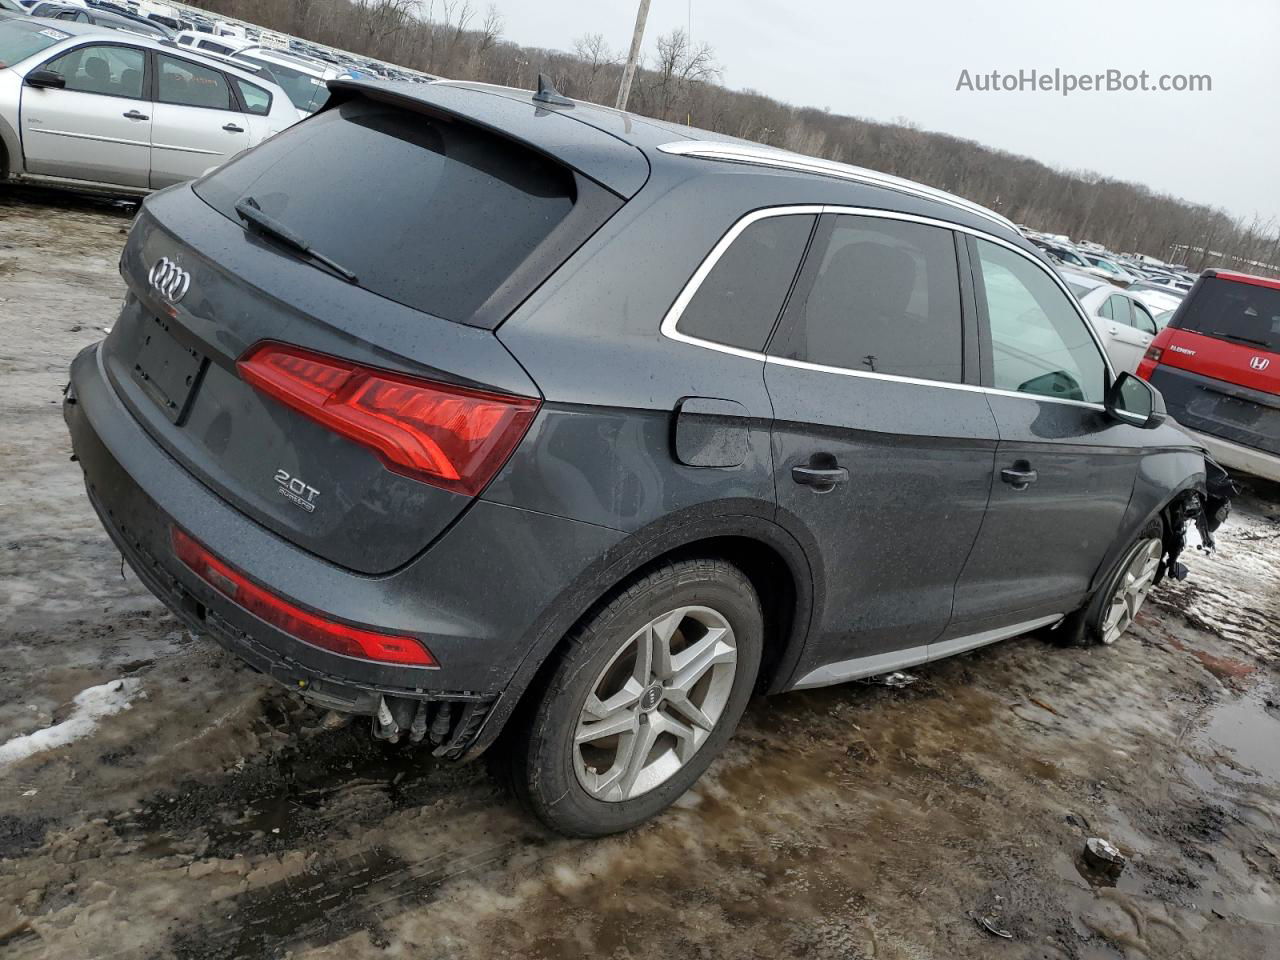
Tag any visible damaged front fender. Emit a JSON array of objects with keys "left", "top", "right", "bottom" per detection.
[{"left": 1161, "top": 455, "right": 1237, "bottom": 581}]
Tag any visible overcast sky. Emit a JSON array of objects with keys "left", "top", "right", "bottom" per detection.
[{"left": 491, "top": 0, "right": 1279, "bottom": 226}]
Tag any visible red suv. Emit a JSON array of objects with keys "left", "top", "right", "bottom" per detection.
[{"left": 1138, "top": 269, "right": 1280, "bottom": 482}]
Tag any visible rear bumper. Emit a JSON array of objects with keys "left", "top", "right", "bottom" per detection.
[
  {"left": 1182, "top": 428, "right": 1280, "bottom": 483},
  {"left": 64, "top": 342, "right": 623, "bottom": 751}
]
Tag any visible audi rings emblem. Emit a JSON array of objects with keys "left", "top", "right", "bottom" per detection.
[{"left": 148, "top": 257, "right": 191, "bottom": 304}]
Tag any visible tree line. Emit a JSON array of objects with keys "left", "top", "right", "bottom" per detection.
[{"left": 191, "top": 0, "right": 1279, "bottom": 276}]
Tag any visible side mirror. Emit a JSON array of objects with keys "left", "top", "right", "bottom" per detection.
[
  {"left": 25, "top": 70, "right": 67, "bottom": 90},
  {"left": 1106, "top": 371, "right": 1167, "bottom": 429}
]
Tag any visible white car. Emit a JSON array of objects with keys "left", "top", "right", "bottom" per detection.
[
  {"left": 0, "top": 17, "right": 300, "bottom": 196},
  {"left": 1080, "top": 254, "right": 1141, "bottom": 285},
  {"left": 1127, "top": 284, "right": 1183, "bottom": 318},
  {"left": 174, "top": 29, "right": 252, "bottom": 58},
  {"left": 227, "top": 46, "right": 341, "bottom": 114},
  {"left": 1073, "top": 283, "right": 1161, "bottom": 373}
]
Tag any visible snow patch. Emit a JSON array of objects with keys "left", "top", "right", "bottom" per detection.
[{"left": 0, "top": 679, "right": 144, "bottom": 766}]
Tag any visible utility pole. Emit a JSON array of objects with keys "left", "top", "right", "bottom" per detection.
[{"left": 615, "top": 0, "right": 651, "bottom": 111}]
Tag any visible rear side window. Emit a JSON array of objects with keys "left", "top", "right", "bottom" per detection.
[
  {"left": 770, "top": 215, "right": 964, "bottom": 383},
  {"left": 677, "top": 215, "right": 814, "bottom": 352},
  {"left": 194, "top": 99, "right": 581, "bottom": 325},
  {"left": 1176, "top": 277, "right": 1280, "bottom": 352},
  {"left": 233, "top": 78, "right": 271, "bottom": 115}
]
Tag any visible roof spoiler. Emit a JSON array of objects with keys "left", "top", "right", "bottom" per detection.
[{"left": 323, "top": 79, "right": 648, "bottom": 198}]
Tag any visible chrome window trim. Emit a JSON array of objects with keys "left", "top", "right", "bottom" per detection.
[
  {"left": 660, "top": 204, "right": 1116, "bottom": 411},
  {"left": 656, "top": 140, "right": 1018, "bottom": 234}
]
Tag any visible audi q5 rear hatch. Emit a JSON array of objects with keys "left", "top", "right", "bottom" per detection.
[{"left": 100, "top": 84, "right": 641, "bottom": 574}]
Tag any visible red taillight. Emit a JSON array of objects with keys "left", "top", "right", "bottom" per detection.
[
  {"left": 237, "top": 343, "right": 540, "bottom": 496},
  {"left": 171, "top": 527, "right": 435, "bottom": 667},
  {"left": 1136, "top": 345, "right": 1163, "bottom": 380}
]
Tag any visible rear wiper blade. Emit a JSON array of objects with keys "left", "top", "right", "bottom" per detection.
[
  {"left": 234, "top": 197, "right": 357, "bottom": 284},
  {"left": 1207, "top": 330, "right": 1270, "bottom": 348}
]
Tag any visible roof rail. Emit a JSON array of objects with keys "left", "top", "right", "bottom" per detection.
[{"left": 656, "top": 140, "right": 1017, "bottom": 234}]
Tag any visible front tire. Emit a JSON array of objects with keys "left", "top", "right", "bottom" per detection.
[
  {"left": 1085, "top": 518, "right": 1165, "bottom": 645},
  {"left": 507, "top": 558, "right": 763, "bottom": 837}
]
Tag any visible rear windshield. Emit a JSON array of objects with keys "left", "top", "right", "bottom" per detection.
[
  {"left": 1177, "top": 277, "right": 1280, "bottom": 352},
  {"left": 0, "top": 19, "right": 66, "bottom": 67},
  {"left": 194, "top": 98, "right": 578, "bottom": 324},
  {"left": 235, "top": 54, "right": 329, "bottom": 112}
]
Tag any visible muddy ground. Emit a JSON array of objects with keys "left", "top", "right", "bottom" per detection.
[{"left": 1, "top": 186, "right": 1278, "bottom": 960}]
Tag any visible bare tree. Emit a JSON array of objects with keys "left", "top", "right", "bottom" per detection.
[
  {"left": 649, "top": 28, "right": 719, "bottom": 120},
  {"left": 572, "top": 32, "right": 618, "bottom": 103}
]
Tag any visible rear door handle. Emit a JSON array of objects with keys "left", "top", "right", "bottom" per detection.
[
  {"left": 222, "top": 123, "right": 244, "bottom": 133},
  {"left": 1000, "top": 462, "right": 1038, "bottom": 491},
  {"left": 792, "top": 463, "right": 849, "bottom": 491},
  {"left": 123, "top": 109, "right": 148, "bottom": 120}
]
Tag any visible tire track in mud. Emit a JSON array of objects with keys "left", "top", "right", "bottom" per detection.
[{"left": 164, "top": 840, "right": 529, "bottom": 960}]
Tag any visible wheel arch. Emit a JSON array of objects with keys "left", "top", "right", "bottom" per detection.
[{"left": 465, "top": 506, "right": 816, "bottom": 759}]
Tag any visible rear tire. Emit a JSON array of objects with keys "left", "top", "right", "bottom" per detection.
[
  {"left": 1080, "top": 518, "right": 1164, "bottom": 646},
  {"left": 506, "top": 558, "right": 762, "bottom": 837}
]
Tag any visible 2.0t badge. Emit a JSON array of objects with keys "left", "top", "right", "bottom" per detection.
[{"left": 274, "top": 468, "right": 320, "bottom": 513}]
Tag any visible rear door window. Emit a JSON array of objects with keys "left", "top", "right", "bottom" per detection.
[
  {"left": 1105, "top": 294, "right": 1134, "bottom": 326},
  {"left": 157, "top": 54, "right": 232, "bottom": 110},
  {"left": 1176, "top": 277, "right": 1280, "bottom": 352},
  {"left": 194, "top": 98, "right": 583, "bottom": 325},
  {"left": 676, "top": 214, "right": 814, "bottom": 352},
  {"left": 770, "top": 215, "right": 964, "bottom": 383}
]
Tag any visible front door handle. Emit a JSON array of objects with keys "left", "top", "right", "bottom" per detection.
[
  {"left": 222, "top": 123, "right": 244, "bottom": 133},
  {"left": 792, "top": 461, "right": 849, "bottom": 491},
  {"left": 123, "top": 109, "right": 148, "bottom": 120},
  {"left": 1000, "top": 461, "right": 1038, "bottom": 491}
]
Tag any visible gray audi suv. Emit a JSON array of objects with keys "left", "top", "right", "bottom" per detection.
[{"left": 64, "top": 77, "right": 1229, "bottom": 836}]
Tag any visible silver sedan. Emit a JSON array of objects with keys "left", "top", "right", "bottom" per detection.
[{"left": 0, "top": 16, "right": 302, "bottom": 196}]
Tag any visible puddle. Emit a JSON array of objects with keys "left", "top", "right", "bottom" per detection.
[{"left": 1192, "top": 687, "right": 1280, "bottom": 783}]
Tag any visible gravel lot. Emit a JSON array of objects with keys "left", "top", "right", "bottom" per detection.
[{"left": 2, "top": 187, "right": 1279, "bottom": 960}]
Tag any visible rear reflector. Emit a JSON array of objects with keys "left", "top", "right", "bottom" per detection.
[
  {"left": 172, "top": 527, "right": 436, "bottom": 667},
  {"left": 237, "top": 342, "right": 539, "bottom": 496}
]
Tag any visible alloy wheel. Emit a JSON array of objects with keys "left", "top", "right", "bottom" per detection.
[
  {"left": 1100, "top": 538, "right": 1163, "bottom": 645},
  {"left": 573, "top": 605, "right": 738, "bottom": 802}
]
